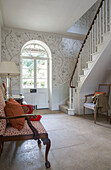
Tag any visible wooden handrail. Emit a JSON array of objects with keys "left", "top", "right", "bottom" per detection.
[{"left": 69, "top": 0, "right": 105, "bottom": 88}]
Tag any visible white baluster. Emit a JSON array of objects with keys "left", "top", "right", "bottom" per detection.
[
  {"left": 109, "top": 0, "right": 111, "bottom": 31},
  {"left": 108, "top": 0, "right": 111, "bottom": 31},
  {"left": 89, "top": 32, "right": 92, "bottom": 61},
  {"left": 69, "top": 87, "right": 72, "bottom": 109},
  {"left": 105, "top": 0, "right": 108, "bottom": 32},
  {"left": 92, "top": 27, "right": 93, "bottom": 56},
  {"left": 99, "top": 7, "right": 102, "bottom": 44},
  {"left": 94, "top": 22, "right": 96, "bottom": 53},
  {"left": 96, "top": 15, "right": 99, "bottom": 45},
  {"left": 102, "top": 1, "right": 105, "bottom": 36}
]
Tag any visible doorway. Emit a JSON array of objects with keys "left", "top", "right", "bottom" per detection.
[{"left": 20, "top": 40, "right": 52, "bottom": 109}]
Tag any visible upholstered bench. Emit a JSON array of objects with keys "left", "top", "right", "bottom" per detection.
[{"left": 0, "top": 87, "right": 51, "bottom": 168}]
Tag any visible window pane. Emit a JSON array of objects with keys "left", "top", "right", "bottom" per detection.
[
  {"left": 22, "top": 59, "right": 34, "bottom": 68},
  {"left": 23, "top": 68, "right": 34, "bottom": 79},
  {"left": 22, "top": 59, "right": 34, "bottom": 88},
  {"left": 36, "top": 79, "right": 47, "bottom": 88},
  {"left": 22, "top": 44, "right": 47, "bottom": 58},
  {"left": 37, "top": 60, "right": 47, "bottom": 69},
  {"left": 37, "top": 69, "right": 47, "bottom": 78},
  {"left": 22, "top": 79, "right": 34, "bottom": 88}
]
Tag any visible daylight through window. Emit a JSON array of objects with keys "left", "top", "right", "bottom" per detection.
[{"left": 22, "top": 41, "right": 48, "bottom": 89}]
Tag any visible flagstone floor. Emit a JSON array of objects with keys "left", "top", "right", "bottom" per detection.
[{"left": 0, "top": 110, "right": 111, "bottom": 170}]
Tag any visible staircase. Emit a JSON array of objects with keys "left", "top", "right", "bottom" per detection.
[{"left": 60, "top": 0, "right": 111, "bottom": 115}]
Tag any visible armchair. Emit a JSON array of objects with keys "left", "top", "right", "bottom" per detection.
[
  {"left": 0, "top": 86, "right": 51, "bottom": 168},
  {"left": 83, "top": 84, "right": 110, "bottom": 123}
]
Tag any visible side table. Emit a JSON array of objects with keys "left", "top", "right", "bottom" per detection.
[{"left": 12, "top": 95, "right": 24, "bottom": 104}]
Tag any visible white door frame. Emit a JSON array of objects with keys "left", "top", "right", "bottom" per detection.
[{"left": 20, "top": 40, "right": 52, "bottom": 109}]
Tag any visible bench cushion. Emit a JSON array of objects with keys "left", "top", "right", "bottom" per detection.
[
  {"left": 3, "top": 120, "right": 46, "bottom": 136},
  {"left": 0, "top": 86, "right": 6, "bottom": 135}
]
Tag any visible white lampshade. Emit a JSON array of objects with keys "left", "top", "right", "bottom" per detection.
[{"left": 0, "top": 61, "right": 20, "bottom": 76}]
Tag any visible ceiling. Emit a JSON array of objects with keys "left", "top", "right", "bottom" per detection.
[{"left": 0, "top": 0, "right": 97, "bottom": 34}]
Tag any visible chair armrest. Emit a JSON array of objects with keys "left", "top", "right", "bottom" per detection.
[
  {"left": 0, "top": 113, "right": 38, "bottom": 120},
  {"left": 84, "top": 94, "right": 94, "bottom": 103},
  {"left": 85, "top": 94, "right": 94, "bottom": 97}
]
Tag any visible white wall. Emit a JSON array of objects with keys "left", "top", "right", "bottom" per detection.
[
  {"left": 52, "top": 81, "right": 69, "bottom": 110},
  {"left": 68, "top": 0, "right": 101, "bottom": 34}
]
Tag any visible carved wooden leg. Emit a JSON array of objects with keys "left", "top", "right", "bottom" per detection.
[
  {"left": 0, "top": 136, "right": 2, "bottom": 156},
  {"left": 106, "top": 111, "right": 109, "bottom": 121},
  {"left": 1, "top": 141, "right": 4, "bottom": 153},
  {"left": 38, "top": 139, "right": 41, "bottom": 145},
  {"left": 83, "top": 106, "right": 85, "bottom": 118},
  {"left": 94, "top": 107, "right": 97, "bottom": 124},
  {"left": 42, "top": 138, "right": 51, "bottom": 169}
]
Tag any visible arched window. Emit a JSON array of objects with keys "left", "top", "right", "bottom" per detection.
[
  {"left": 21, "top": 40, "right": 49, "bottom": 89},
  {"left": 21, "top": 40, "right": 52, "bottom": 109}
]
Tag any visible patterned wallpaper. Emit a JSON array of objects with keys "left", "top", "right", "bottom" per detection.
[
  {"left": 68, "top": 0, "right": 101, "bottom": 34},
  {"left": 1, "top": 27, "right": 82, "bottom": 92}
]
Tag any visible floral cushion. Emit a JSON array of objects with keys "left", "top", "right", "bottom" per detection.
[
  {"left": 3, "top": 120, "right": 46, "bottom": 136},
  {"left": 0, "top": 86, "right": 6, "bottom": 135}
]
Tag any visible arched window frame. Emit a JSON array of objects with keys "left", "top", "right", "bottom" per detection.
[{"left": 21, "top": 40, "right": 49, "bottom": 89}]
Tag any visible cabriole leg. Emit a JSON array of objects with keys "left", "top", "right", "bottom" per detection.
[
  {"left": 0, "top": 136, "right": 2, "bottom": 156},
  {"left": 94, "top": 107, "right": 97, "bottom": 124},
  {"left": 106, "top": 111, "right": 109, "bottom": 121},
  {"left": 38, "top": 139, "right": 41, "bottom": 145},
  {"left": 1, "top": 141, "right": 4, "bottom": 153},
  {"left": 42, "top": 138, "right": 51, "bottom": 169},
  {"left": 83, "top": 106, "right": 85, "bottom": 117}
]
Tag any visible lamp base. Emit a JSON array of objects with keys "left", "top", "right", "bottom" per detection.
[{"left": 6, "top": 76, "right": 11, "bottom": 100}]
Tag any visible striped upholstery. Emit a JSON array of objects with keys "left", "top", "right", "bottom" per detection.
[
  {"left": 0, "top": 86, "right": 6, "bottom": 135},
  {"left": 0, "top": 86, "right": 46, "bottom": 137},
  {"left": 3, "top": 120, "right": 46, "bottom": 136},
  {"left": 84, "top": 103, "right": 95, "bottom": 110}
]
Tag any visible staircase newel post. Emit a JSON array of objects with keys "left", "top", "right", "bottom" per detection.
[
  {"left": 69, "top": 87, "right": 72, "bottom": 109},
  {"left": 91, "top": 27, "right": 94, "bottom": 57},
  {"left": 73, "top": 88, "right": 75, "bottom": 110},
  {"left": 78, "top": 56, "right": 81, "bottom": 79}
]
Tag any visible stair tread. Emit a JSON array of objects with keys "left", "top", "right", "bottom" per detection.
[
  {"left": 86, "top": 61, "right": 94, "bottom": 63},
  {"left": 60, "top": 104, "right": 68, "bottom": 108},
  {"left": 92, "top": 52, "right": 99, "bottom": 55},
  {"left": 67, "top": 100, "right": 73, "bottom": 102},
  {"left": 102, "top": 31, "right": 111, "bottom": 36},
  {"left": 79, "top": 75, "right": 85, "bottom": 77},
  {"left": 96, "top": 42, "right": 104, "bottom": 47},
  {"left": 82, "top": 68, "right": 89, "bottom": 71}
]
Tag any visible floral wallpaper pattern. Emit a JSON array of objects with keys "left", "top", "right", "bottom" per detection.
[
  {"left": 1, "top": 27, "right": 82, "bottom": 92},
  {"left": 68, "top": 0, "right": 101, "bottom": 34}
]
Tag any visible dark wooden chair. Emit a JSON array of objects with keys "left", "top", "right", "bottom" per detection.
[
  {"left": 83, "top": 84, "right": 111, "bottom": 123},
  {"left": 0, "top": 86, "right": 51, "bottom": 168}
]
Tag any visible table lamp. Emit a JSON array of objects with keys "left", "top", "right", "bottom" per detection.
[{"left": 0, "top": 61, "right": 20, "bottom": 99}]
